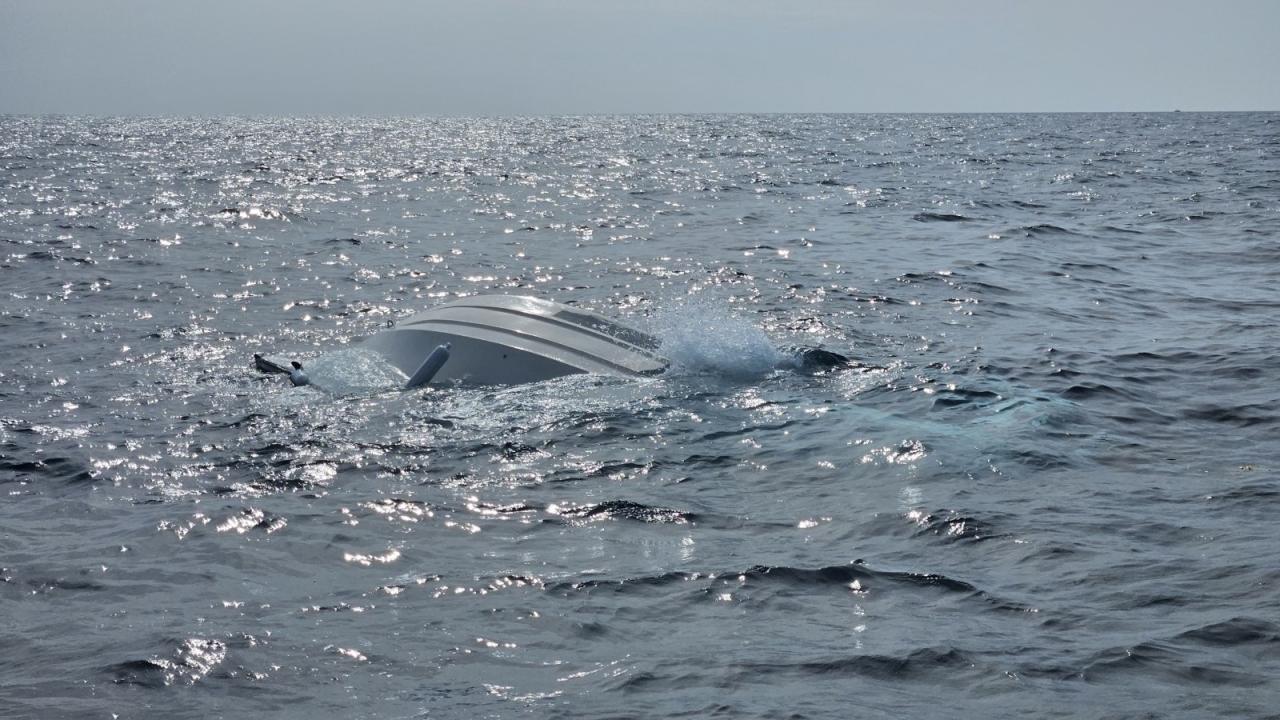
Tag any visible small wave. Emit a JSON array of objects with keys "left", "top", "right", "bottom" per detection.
[
  {"left": 893, "top": 271, "right": 958, "bottom": 286},
  {"left": 842, "top": 291, "right": 904, "bottom": 305},
  {"left": 222, "top": 453, "right": 341, "bottom": 494},
  {"left": 210, "top": 507, "right": 288, "bottom": 535},
  {"left": 1181, "top": 295, "right": 1280, "bottom": 312},
  {"left": 1102, "top": 406, "right": 1180, "bottom": 425},
  {"left": 1183, "top": 402, "right": 1276, "bottom": 428},
  {"left": 908, "top": 509, "right": 1008, "bottom": 543},
  {"left": 210, "top": 206, "right": 289, "bottom": 222},
  {"left": 699, "top": 420, "right": 797, "bottom": 441},
  {"left": 929, "top": 387, "right": 1004, "bottom": 409},
  {"left": 1006, "top": 447, "right": 1075, "bottom": 470},
  {"left": 743, "top": 563, "right": 983, "bottom": 595},
  {"left": 1061, "top": 261, "right": 1123, "bottom": 273},
  {"left": 550, "top": 562, "right": 993, "bottom": 603},
  {"left": 1204, "top": 482, "right": 1280, "bottom": 502},
  {"left": 1101, "top": 224, "right": 1145, "bottom": 234},
  {"left": 1110, "top": 349, "right": 1227, "bottom": 368},
  {"left": 550, "top": 569, "right": 692, "bottom": 595},
  {"left": 1077, "top": 638, "right": 1268, "bottom": 687},
  {"left": 1059, "top": 382, "right": 1142, "bottom": 402},
  {"left": 550, "top": 499, "right": 693, "bottom": 524},
  {"left": 106, "top": 638, "right": 227, "bottom": 687},
  {"left": 913, "top": 212, "right": 974, "bottom": 222},
  {"left": 0, "top": 455, "right": 95, "bottom": 484},
  {"left": 725, "top": 646, "right": 975, "bottom": 682},
  {"left": 1174, "top": 617, "right": 1280, "bottom": 647},
  {"left": 1010, "top": 223, "right": 1081, "bottom": 237},
  {"left": 20, "top": 575, "right": 107, "bottom": 594}
]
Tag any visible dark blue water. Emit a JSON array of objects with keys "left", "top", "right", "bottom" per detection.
[{"left": 2, "top": 113, "right": 1278, "bottom": 719}]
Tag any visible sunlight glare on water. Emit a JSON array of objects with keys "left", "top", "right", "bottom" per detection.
[{"left": 1, "top": 113, "right": 1278, "bottom": 719}]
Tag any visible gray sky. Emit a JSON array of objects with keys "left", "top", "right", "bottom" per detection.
[{"left": 2, "top": 0, "right": 1276, "bottom": 115}]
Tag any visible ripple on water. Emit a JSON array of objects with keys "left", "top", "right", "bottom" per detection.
[{"left": 3, "top": 113, "right": 1279, "bottom": 719}]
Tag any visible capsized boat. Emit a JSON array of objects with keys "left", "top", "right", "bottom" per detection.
[
  {"left": 359, "top": 295, "right": 668, "bottom": 387},
  {"left": 255, "top": 294, "right": 849, "bottom": 389}
]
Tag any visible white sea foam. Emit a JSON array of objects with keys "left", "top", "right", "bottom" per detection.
[
  {"left": 646, "top": 294, "right": 784, "bottom": 379},
  {"left": 302, "top": 347, "right": 407, "bottom": 394}
]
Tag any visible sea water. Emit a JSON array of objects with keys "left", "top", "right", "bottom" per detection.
[{"left": 1, "top": 113, "right": 1278, "bottom": 718}]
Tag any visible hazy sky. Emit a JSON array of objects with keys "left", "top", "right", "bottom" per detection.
[{"left": 2, "top": 0, "right": 1277, "bottom": 115}]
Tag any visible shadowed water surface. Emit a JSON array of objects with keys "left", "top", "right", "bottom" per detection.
[{"left": 2, "top": 113, "right": 1279, "bottom": 718}]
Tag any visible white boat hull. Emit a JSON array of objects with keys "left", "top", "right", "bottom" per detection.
[{"left": 358, "top": 295, "right": 668, "bottom": 386}]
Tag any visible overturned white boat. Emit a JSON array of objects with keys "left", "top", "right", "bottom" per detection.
[
  {"left": 362, "top": 295, "right": 667, "bottom": 387},
  {"left": 256, "top": 294, "right": 849, "bottom": 389}
]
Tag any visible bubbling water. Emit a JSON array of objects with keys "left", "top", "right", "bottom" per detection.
[
  {"left": 647, "top": 295, "right": 785, "bottom": 379},
  {"left": 304, "top": 347, "right": 408, "bottom": 394}
]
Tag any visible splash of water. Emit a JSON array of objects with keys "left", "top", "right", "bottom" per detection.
[
  {"left": 646, "top": 295, "right": 784, "bottom": 379},
  {"left": 303, "top": 347, "right": 408, "bottom": 394}
]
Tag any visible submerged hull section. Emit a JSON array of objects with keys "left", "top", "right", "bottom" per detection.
[{"left": 359, "top": 295, "right": 668, "bottom": 386}]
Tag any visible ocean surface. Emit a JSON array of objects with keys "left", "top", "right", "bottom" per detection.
[{"left": 1, "top": 113, "right": 1278, "bottom": 719}]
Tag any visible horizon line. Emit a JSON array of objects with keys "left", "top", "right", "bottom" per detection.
[{"left": 3, "top": 109, "right": 1278, "bottom": 120}]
